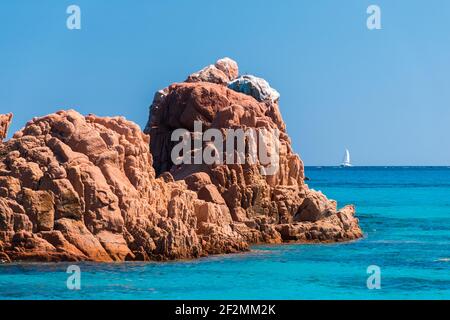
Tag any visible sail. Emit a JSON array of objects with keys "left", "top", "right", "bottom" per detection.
[{"left": 342, "top": 149, "right": 351, "bottom": 166}]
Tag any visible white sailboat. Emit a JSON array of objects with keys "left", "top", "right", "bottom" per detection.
[{"left": 340, "top": 149, "right": 352, "bottom": 167}]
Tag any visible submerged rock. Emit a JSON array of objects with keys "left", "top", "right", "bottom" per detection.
[{"left": 0, "top": 58, "right": 362, "bottom": 262}]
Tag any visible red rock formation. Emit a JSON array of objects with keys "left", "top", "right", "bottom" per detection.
[
  {"left": 0, "top": 110, "right": 246, "bottom": 262},
  {"left": 0, "top": 58, "right": 362, "bottom": 263},
  {"left": 146, "top": 58, "right": 363, "bottom": 246}
]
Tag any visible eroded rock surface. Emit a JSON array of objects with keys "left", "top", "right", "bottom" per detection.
[
  {"left": 0, "top": 110, "right": 246, "bottom": 262},
  {"left": 0, "top": 58, "right": 362, "bottom": 262}
]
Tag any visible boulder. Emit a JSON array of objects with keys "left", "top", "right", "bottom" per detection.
[
  {"left": 228, "top": 75, "right": 280, "bottom": 102},
  {"left": 197, "top": 184, "right": 226, "bottom": 205},
  {"left": 215, "top": 57, "right": 239, "bottom": 80},
  {"left": 184, "top": 172, "right": 212, "bottom": 191},
  {"left": 294, "top": 190, "right": 336, "bottom": 222},
  {"left": 186, "top": 57, "right": 239, "bottom": 85}
]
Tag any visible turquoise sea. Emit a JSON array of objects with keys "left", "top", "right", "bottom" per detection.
[{"left": 1, "top": 167, "right": 449, "bottom": 300}]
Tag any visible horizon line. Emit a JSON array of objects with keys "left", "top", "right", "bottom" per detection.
[{"left": 304, "top": 165, "right": 450, "bottom": 167}]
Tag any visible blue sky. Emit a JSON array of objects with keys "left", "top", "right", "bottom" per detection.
[{"left": 1, "top": 0, "right": 449, "bottom": 165}]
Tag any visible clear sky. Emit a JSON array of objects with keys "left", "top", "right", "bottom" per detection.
[{"left": 1, "top": 0, "right": 449, "bottom": 166}]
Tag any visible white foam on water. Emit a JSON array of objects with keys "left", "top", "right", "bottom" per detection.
[{"left": 435, "top": 258, "right": 450, "bottom": 262}]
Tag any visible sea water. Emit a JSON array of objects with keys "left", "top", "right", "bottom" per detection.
[{"left": 1, "top": 167, "right": 449, "bottom": 300}]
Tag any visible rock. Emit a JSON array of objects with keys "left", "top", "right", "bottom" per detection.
[
  {"left": 96, "top": 230, "right": 134, "bottom": 261},
  {"left": 22, "top": 189, "right": 55, "bottom": 231},
  {"left": 197, "top": 184, "right": 226, "bottom": 205},
  {"left": 55, "top": 218, "right": 112, "bottom": 262},
  {"left": 0, "top": 58, "right": 362, "bottom": 262},
  {"left": 13, "top": 213, "right": 33, "bottom": 232},
  {"left": 0, "top": 110, "right": 216, "bottom": 261},
  {"left": 0, "top": 176, "right": 21, "bottom": 199},
  {"left": 215, "top": 57, "right": 239, "bottom": 80},
  {"left": 39, "top": 178, "right": 83, "bottom": 221},
  {"left": 0, "top": 252, "right": 11, "bottom": 263},
  {"left": 9, "top": 231, "right": 57, "bottom": 261},
  {"left": 0, "top": 113, "right": 12, "bottom": 142},
  {"left": 194, "top": 201, "right": 232, "bottom": 225},
  {"left": 186, "top": 57, "right": 239, "bottom": 85},
  {"left": 184, "top": 172, "right": 212, "bottom": 191},
  {"left": 187, "top": 65, "right": 230, "bottom": 85},
  {"left": 40, "top": 230, "right": 87, "bottom": 260},
  {"left": 10, "top": 160, "right": 43, "bottom": 189},
  {"left": 228, "top": 75, "right": 280, "bottom": 102},
  {"left": 294, "top": 190, "right": 335, "bottom": 222},
  {"left": 146, "top": 58, "right": 362, "bottom": 254},
  {"left": 230, "top": 207, "right": 247, "bottom": 222},
  {"left": 143, "top": 89, "right": 168, "bottom": 135},
  {"left": 158, "top": 172, "right": 174, "bottom": 183}
]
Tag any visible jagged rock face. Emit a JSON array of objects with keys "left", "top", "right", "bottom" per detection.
[
  {"left": 146, "top": 58, "right": 363, "bottom": 246},
  {"left": 0, "top": 110, "right": 246, "bottom": 262}
]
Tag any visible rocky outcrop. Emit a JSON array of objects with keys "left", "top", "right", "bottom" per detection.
[
  {"left": 146, "top": 58, "right": 362, "bottom": 248},
  {"left": 0, "top": 110, "right": 246, "bottom": 262},
  {"left": 0, "top": 58, "right": 362, "bottom": 263}
]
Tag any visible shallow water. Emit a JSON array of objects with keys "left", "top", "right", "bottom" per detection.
[{"left": 1, "top": 167, "right": 449, "bottom": 299}]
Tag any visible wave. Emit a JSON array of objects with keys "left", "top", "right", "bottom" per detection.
[{"left": 435, "top": 258, "right": 450, "bottom": 262}]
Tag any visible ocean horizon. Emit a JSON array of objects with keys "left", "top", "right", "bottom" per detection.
[
  {"left": 305, "top": 166, "right": 450, "bottom": 168},
  {"left": 1, "top": 166, "right": 449, "bottom": 300}
]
